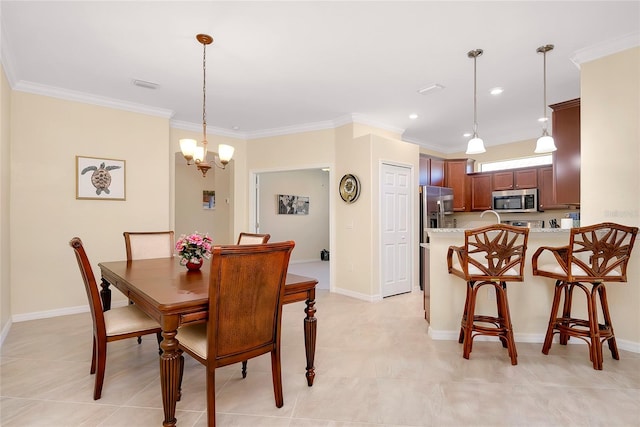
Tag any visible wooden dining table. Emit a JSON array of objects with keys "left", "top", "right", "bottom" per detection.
[{"left": 98, "top": 257, "right": 318, "bottom": 427}]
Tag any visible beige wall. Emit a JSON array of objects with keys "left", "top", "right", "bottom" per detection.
[
  {"left": 580, "top": 47, "right": 639, "bottom": 343},
  {"left": 10, "top": 92, "right": 172, "bottom": 316},
  {"left": 174, "top": 151, "right": 233, "bottom": 245},
  {"left": 1, "top": 65, "right": 11, "bottom": 335},
  {"left": 258, "top": 169, "right": 330, "bottom": 261},
  {"left": 169, "top": 127, "right": 246, "bottom": 244}
]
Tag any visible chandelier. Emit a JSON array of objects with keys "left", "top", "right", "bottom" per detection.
[{"left": 179, "top": 34, "right": 234, "bottom": 177}]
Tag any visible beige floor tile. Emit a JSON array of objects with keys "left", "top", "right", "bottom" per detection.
[{"left": 2, "top": 271, "right": 639, "bottom": 427}]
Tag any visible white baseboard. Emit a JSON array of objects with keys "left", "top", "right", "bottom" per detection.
[
  {"left": 11, "top": 300, "right": 129, "bottom": 323},
  {"left": 427, "top": 327, "right": 640, "bottom": 353},
  {"left": 333, "top": 287, "right": 383, "bottom": 302},
  {"left": 0, "top": 318, "right": 12, "bottom": 347}
]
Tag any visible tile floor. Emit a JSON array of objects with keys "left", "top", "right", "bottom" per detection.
[{"left": 2, "top": 287, "right": 639, "bottom": 426}]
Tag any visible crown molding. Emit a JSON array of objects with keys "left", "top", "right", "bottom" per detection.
[
  {"left": 170, "top": 119, "right": 248, "bottom": 140},
  {"left": 12, "top": 81, "right": 174, "bottom": 118},
  {"left": 571, "top": 31, "right": 640, "bottom": 68}
]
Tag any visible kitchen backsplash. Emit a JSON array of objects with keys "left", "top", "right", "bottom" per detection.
[{"left": 452, "top": 209, "right": 580, "bottom": 229}]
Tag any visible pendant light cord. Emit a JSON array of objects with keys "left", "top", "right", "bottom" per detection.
[{"left": 202, "top": 41, "right": 207, "bottom": 145}]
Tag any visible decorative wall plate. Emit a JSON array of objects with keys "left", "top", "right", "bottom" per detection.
[{"left": 339, "top": 174, "right": 361, "bottom": 203}]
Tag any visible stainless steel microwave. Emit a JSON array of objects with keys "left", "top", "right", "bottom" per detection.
[{"left": 492, "top": 188, "right": 538, "bottom": 213}]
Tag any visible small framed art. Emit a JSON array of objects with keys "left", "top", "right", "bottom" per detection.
[{"left": 76, "top": 156, "right": 126, "bottom": 200}]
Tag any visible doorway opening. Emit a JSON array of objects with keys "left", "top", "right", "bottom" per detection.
[{"left": 251, "top": 167, "right": 333, "bottom": 290}]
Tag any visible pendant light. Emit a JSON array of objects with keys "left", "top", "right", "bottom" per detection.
[
  {"left": 179, "top": 34, "right": 235, "bottom": 177},
  {"left": 466, "top": 49, "right": 486, "bottom": 154},
  {"left": 534, "top": 44, "right": 557, "bottom": 153}
]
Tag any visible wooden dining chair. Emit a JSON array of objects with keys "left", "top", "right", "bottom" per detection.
[
  {"left": 236, "top": 231, "right": 271, "bottom": 377},
  {"left": 69, "top": 237, "right": 162, "bottom": 400},
  {"left": 532, "top": 222, "right": 638, "bottom": 369},
  {"left": 123, "top": 230, "right": 174, "bottom": 346},
  {"left": 447, "top": 224, "right": 529, "bottom": 365},
  {"left": 237, "top": 232, "right": 271, "bottom": 245},
  {"left": 176, "top": 241, "right": 295, "bottom": 427},
  {"left": 123, "top": 231, "right": 175, "bottom": 260}
]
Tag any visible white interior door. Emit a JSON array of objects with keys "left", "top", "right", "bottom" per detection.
[{"left": 381, "top": 163, "right": 412, "bottom": 297}]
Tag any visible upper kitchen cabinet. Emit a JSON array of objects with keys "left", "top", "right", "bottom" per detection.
[
  {"left": 551, "top": 99, "right": 580, "bottom": 205},
  {"left": 419, "top": 155, "right": 445, "bottom": 186},
  {"left": 538, "top": 165, "right": 568, "bottom": 211},
  {"left": 469, "top": 173, "right": 493, "bottom": 211},
  {"left": 445, "top": 159, "right": 474, "bottom": 211},
  {"left": 493, "top": 168, "right": 538, "bottom": 191}
]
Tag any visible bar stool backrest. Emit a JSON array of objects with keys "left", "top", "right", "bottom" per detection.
[{"left": 448, "top": 224, "right": 529, "bottom": 282}]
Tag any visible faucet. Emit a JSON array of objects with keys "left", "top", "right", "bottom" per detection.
[{"left": 480, "top": 209, "right": 501, "bottom": 224}]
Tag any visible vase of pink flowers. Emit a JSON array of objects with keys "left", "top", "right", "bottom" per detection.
[{"left": 175, "top": 232, "right": 213, "bottom": 271}]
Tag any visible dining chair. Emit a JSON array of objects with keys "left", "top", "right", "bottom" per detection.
[
  {"left": 447, "top": 224, "right": 529, "bottom": 365},
  {"left": 176, "top": 241, "right": 295, "bottom": 426},
  {"left": 237, "top": 232, "right": 271, "bottom": 245},
  {"left": 123, "top": 230, "right": 175, "bottom": 260},
  {"left": 69, "top": 237, "right": 162, "bottom": 400},
  {"left": 236, "top": 231, "right": 271, "bottom": 377},
  {"left": 532, "top": 222, "right": 638, "bottom": 369},
  {"left": 123, "top": 230, "right": 174, "bottom": 346}
]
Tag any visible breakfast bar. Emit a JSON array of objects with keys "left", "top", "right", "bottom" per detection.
[{"left": 425, "top": 228, "right": 571, "bottom": 342}]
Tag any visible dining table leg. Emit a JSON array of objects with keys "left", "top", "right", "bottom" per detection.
[
  {"left": 303, "top": 289, "right": 317, "bottom": 386},
  {"left": 99, "top": 278, "right": 112, "bottom": 311},
  {"left": 159, "top": 325, "right": 181, "bottom": 427}
]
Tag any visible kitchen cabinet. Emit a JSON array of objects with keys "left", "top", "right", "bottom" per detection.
[
  {"left": 445, "top": 159, "right": 474, "bottom": 211},
  {"left": 493, "top": 168, "right": 538, "bottom": 191},
  {"left": 469, "top": 173, "right": 493, "bottom": 211},
  {"left": 551, "top": 99, "right": 580, "bottom": 205},
  {"left": 538, "top": 165, "right": 568, "bottom": 211},
  {"left": 419, "top": 155, "right": 445, "bottom": 186}
]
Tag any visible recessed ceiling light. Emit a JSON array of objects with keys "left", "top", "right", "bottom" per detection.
[
  {"left": 490, "top": 87, "right": 503, "bottom": 95},
  {"left": 132, "top": 79, "right": 160, "bottom": 89},
  {"left": 417, "top": 83, "right": 444, "bottom": 95},
  {"left": 463, "top": 132, "right": 472, "bottom": 138},
  {"left": 409, "top": 113, "right": 418, "bottom": 120}
]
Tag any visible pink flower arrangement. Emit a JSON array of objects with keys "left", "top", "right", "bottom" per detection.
[{"left": 175, "top": 232, "right": 213, "bottom": 265}]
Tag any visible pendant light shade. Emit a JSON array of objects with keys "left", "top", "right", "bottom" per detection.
[
  {"left": 466, "top": 49, "right": 486, "bottom": 155},
  {"left": 534, "top": 44, "right": 557, "bottom": 154}
]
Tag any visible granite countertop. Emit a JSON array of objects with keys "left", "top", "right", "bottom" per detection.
[{"left": 427, "top": 227, "right": 569, "bottom": 233}]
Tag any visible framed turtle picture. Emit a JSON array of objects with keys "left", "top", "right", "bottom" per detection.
[{"left": 76, "top": 156, "right": 126, "bottom": 200}]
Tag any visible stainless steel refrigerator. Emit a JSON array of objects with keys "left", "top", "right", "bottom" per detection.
[{"left": 419, "top": 185, "right": 454, "bottom": 295}]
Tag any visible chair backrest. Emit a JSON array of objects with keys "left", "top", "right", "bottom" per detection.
[
  {"left": 207, "top": 241, "right": 294, "bottom": 367},
  {"left": 565, "top": 222, "right": 638, "bottom": 282},
  {"left": 69, "top": 237, "right": 106, "bottom": 337},
  {"left": 236, "top": 232, "right": 271, "bottom": 245},
  {"left": 449, "top": 224, "right": 529, "bottom": 281},
  {"left": 123, "top": 231, "right": 175, "bottom": 260}
]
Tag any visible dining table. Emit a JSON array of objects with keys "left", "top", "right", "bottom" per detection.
[{"left": 98, "top": 257, "right": 318, "bottom": 427}]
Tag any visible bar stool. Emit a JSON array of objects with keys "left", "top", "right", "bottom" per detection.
[
  {"left": 447, "top": 224, "right": 529, "bottom": 365},
  {"left": 532, "top": 222, "right": 638, "bottom": 370}
]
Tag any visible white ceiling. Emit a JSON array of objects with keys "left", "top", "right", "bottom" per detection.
[{"left": 1, "top": 1, "right": 638, "bottom": 153}]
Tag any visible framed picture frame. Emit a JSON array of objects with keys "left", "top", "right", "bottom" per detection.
[
  {"left": 76, "top": 156, "right": 126, "bottom": 200},
  {"left": 203, "top": 190, "right": 215, "bottom": 210},
  {"left": 277, "top": 194, "right": 309, "bottom": 215}
]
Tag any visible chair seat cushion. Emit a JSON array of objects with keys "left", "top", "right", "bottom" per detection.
[
  {"left": 176, "top": 323, "right": 207, "bottom": 359},
  {"left": 104, "top": 305, "right": 160, "bottom": 336},
  {"left": 536, "top": 262, "right": 622, "bottom": 278}
]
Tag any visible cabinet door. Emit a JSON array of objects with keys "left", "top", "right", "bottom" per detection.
[
  {"left": 514, "top": 169, "right": 538, "bottom": 189},
  {"left": 445, "top": 159, "right": 473, "bottom": 211},
  {"left": 493, "top": 171, "right": 514, "bottom": 190},
  {"left": 552, "top": 99, "right": 580, "bottom": 205},
  {"left": 470, "top": 174, "right": 492, "bottom": 211},
  {"left": 538, "top": 166, "right": 567, "bottom": 210},
  {"left": 419, "top": 156, "right": 429, "bottom": 186},
  {"left": 430, "top": 158, "right": 445, "bottom": 187}
]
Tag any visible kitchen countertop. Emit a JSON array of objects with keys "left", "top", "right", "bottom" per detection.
[{"left": 427, "top": 227, "right": 568, "bottom": 234}]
